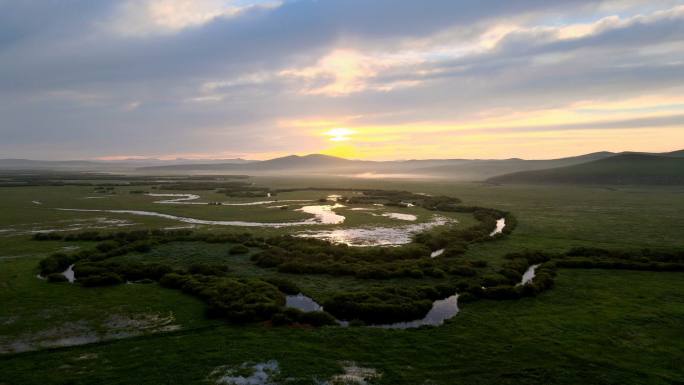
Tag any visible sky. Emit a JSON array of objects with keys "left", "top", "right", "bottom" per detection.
[{"left": 1, "top": 0, "right": 683, "bottom": 161}]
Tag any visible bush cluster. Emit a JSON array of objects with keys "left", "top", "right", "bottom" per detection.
[
  {"left": 322, "top": 285, "right": 456, "bottom": 324},
  {"left": 73, "top": 260, "right": 174, "bottom": 285},
  {"left": 159, "top": 273, "right": 284, "bottom": 322},
  {"left": 39, "top": 252, "right": 78, "bottom": 275},
  {"left": 271, "top": 308, "right": 338, "bottom": 327}
]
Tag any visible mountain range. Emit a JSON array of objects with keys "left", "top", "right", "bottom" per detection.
[{"left": 2, "top": 149, "right": 683, "bottom": 184}]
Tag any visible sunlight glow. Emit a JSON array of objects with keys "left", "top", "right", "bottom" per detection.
[{"left": 324, "top": 128, "right": 355, "bottom": 142}]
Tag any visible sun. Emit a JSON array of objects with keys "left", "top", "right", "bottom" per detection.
[{"left": 324, "top": 127, "right": 355, "bottom": 142}]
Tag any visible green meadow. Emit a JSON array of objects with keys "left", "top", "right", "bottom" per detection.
[{"left": 1, "top": 178, "right": 683, "bottom": 384}]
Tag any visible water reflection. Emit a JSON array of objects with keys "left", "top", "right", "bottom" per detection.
[
  {"left": 148, "top": 193, "right": 311, "bottom": 206},
  {"left": 518, "top": 264, "right": 540, "bottom": 286},
  {"left": 148, "top": 193, "right": 200, "bottom": 204},
  {"left": 62, "top": 264, "right": 75, "bottom": 283},
  {"left": 490, "top": 218, "right": 506, "bottom": 236},
  {"left": 285, "top": 293, "right": 323, "bottom": 312},
  {"left": 296, "top": 215, "right": 452, "bottom": 246},
  {"left": 381, "top": 213, "right": 417, "bottom": 221},
  {"left": 430, "top": 249, "right": 445, "bottom": 258},
  {"left": 297, "top": 204, "right": 346, "bottom": 225},
  {"left": 56, "top": 207, "right": 344, "bottom": 228},
  {"left": 373, "top": 294, "right": 459, "bottom": 329}
]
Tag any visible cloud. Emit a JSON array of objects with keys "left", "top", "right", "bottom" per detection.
[
  {"left": 105, "top": 0, "right": 282, "bottom": 36},
  {"left": 0, "top": 0, "right": 683, "bottom": 159}
]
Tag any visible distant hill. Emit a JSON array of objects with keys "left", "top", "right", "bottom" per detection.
[
  {"left": 4, "top": 149, "right": 683, "bottom": 182},
  {"left": 662, "top": 149, "right": 684, "bottom": 158},
  {"left": 488, "top": 153, "right": 684, "bottom": 185},
  {"left": 410, "top": 152, "right": 616, "bottom": 180},
  {"left": 137, "top": 154, "right": 370, "bottom": 173},
  {"left": 135, "top": 152, "right": 621, "bottom": 179}
]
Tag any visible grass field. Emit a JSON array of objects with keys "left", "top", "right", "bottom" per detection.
[
  {"left": 1, "top": 178, "right": 683, "bottom": 384},
  {"left": 1, "top": 269, "right": 682, "bottom": 384}
]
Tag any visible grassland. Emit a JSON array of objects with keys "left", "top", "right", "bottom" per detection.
[{"left": 1, "top": 177, "right": 683, "bottom": 384}]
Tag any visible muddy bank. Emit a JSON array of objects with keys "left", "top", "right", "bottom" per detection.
[{"left": 0, "top": 313, "right": 180, "bottom": 354}]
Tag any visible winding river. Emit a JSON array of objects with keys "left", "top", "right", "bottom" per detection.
[
  {"left": 148, "top": 193, "right": 310, "bottom": 206},
  {"left": 56, "top": 206, "right": 343, "bottom": 228},
  {"left": 285, "top": 293, "right": 460, "bottom": 329}
]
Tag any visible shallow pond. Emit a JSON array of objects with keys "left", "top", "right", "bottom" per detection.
[
  {"left": 373, "top": 294, "right": 460, "bottom": 329},
  {"left": 490, "top": 218, "right": 506, "bottom": 236},
  {"left": 296, "top": 215, "right": 453, "bottom": 246},
  {"left": 285, "top": 293, "right": 323, "bottom": 312},
  {"left": 430, "top": 249, "right": 445, "bottom": 258},
  {"left": 519, "top": 264, "right": 540, "bottom": 286},
  {"left": 380, "top": 212, "right": 417, "bottom": 221},
  {"left": 296, "top": 204, "right": 346, "bottom": 225},
  {"left": 62, "top": 264, "right": 75, "bottom": 283}
]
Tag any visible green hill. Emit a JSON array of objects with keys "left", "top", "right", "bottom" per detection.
[{"left": 487, "top": 154, "right": 684, "bottom": 185}]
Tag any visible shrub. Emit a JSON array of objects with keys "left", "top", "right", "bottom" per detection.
[
  {"left": 39, "top": 252, "right": 76, "bottom": 275},
  {"left": 481, "top": 273, "right": 509, "bottom": 287},
  {"left": 159, "top": 273, "right": 188, "bottom": 289},
  {"left": 470, "top": 260, "right": 488, "bottom": 268},
  {"left": 457, "top": 292, "right": 477, "bottom": 303},
  {"left": 131, "top": 241, "right": 153, "bottom": 253},
  {"left": 449, "top": 265, "right": 476, "bottom": 277},
  {"left": 263, "top": 277, "right": 300, "bottom": 295},
  {"left": 481, "top": 285, "right": 522, "bottom": 300},
  {"left": 498, "top": 268, "right": 523, "bottom": 283},
  {"left": 96, "top": 240, "right": 120, "bottom": 253},
  {"left": 251, "top": 250, "right": 286, "bottom": 268},
  {"left": 299, "top": 311, "right": 337, "bottom": 327},
  {"left": 229, "top": 244, "right": 250, "bottom": 255},
  {"left": 204, "top": 278, "right": 285, "bottom": 323},
  {"left": 271, "top": 311, "right": 295, "bottom": 326},
  {"left": 33, "top": 232, "right": 64, "bottom": 241},
  {"left": 79, "top": 272, "right": 123, "bottom": 287},
  {"left": 47, "top": 273, "right": 68, "bottom": 283},
  {"left": 187, "top": 263, "right": 230, "bottom": 276},
  {"left": 322, "top": 287, "right": 449, "bottom": 324}
]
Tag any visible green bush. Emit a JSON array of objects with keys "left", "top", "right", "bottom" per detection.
[
  {"left": 481, "top": 273, "right": 509, "bottom": 287},
  {"left": 33, "top": 232, "right": 64, "bottom": 241},
  {"left": 39, "top": 252, "right": 76, "bottom": 275},
  {"left": 299, "top": 311, "right": 338, "bottom": 327},
  {"left": 323, "top": 286, "right": 452, "bottom": 324},
  {"left": 263, "top": 277, "right": 300, "bottom": 295},
  {"left": 481, "top": 285, "right": 522, "bottom": 300},
  {"left": 449, "top": 265, "right": 476, "bottom": 277},
  {"left": 229, "top": 244, "right": 250, "bottom": 255},
  {"left": 47, "top": 273, "right": 68, "bottom": 283},
  {"left": 203, "top": 278, "right": 285, "bottom": 322},
  {"left": 79, "top": 272, "right": 123, "bottom": 287},
  {"left": 187, "top": 263, "right": 230, "bottom": 276},
  {"left": 159, "top": 273, "right": 188, "bottom": 289}
]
